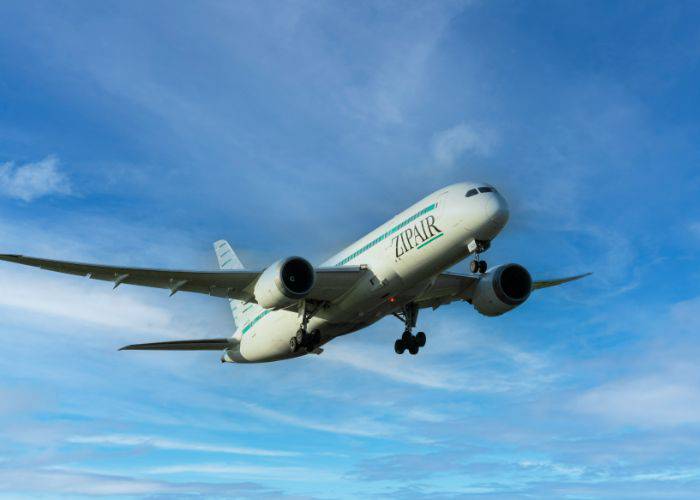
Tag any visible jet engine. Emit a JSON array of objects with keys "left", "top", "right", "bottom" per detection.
[
  {"left": 253, "top": 257, "right": 316, "bottom": 309},
  {"left": 471, "top": 263, "right": 532, "bottom": 316}
]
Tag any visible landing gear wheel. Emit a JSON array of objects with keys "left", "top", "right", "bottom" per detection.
[
  {"left": 289, "top": 337, "right": 298, "bottom": 353},
  {"left": 408, "top": 341, "right": 419, "bottom": 355},
  {"left": 470, "top": 260, "right": 479, "bottom": 273},
  {"left": 394, "top": 339, "right": 406, "bottom": 355},
  {"left": 295, "top": 328, "right": 305, "bottom": 345},
  {"left": 415, "top": 331, "right": 426, "bottom": 347},
  {"left": 478, "top": 260, "right": 487, "bottom": 273},
  {"left": 401, "top": 330, "right": 412, "bottom": 344}
]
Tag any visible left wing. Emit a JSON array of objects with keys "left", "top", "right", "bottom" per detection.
[
  {"left": 414, "top": 270, "right": 591, "bottom": 309},
  {"left": 119, "top": 338, "right": 232, "bottom": 351},
  {"left": 0, "top": 254, "right": 366, "bottom": 304}
]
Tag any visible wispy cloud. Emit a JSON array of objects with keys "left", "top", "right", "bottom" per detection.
[
  {"left": 431, "top": 123, "right": 497, "bottom": 166},
  {"left": 321, "top": 321, "right": 553, "bottom": 394},
  {"left": 68, "top": 434, "right": 299, "bottom": 457},
  {"left": 689, "top": 222, "right": 700, "bottom": 240},
  {"left": 321, "top": 343, "right": 464, "bottom": 391},
  {"left": 243, "top": 401, "right": 394, "bottom": 438},
  {"left": 0, "top": 155, "right": 71, "bottom": 201},
  {"left": 0, "top": 467, "right": 288, "bottom": 497},
  {"left": 147, "top": 463, "right": 340, "bottom": 482}
]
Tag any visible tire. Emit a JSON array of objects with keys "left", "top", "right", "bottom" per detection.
[
  {"left": 394, "top": 339, "right": 405, "bottom": 354},
  {"left": 311, "top": 329, "right": 321, "bottom": 345},
  {"left": 296, "top": 328, "right": 305, "bottom": 345},
  {"left": 408, "top": 342, "right": 419, "bottom": 355},
  {"left": 289, "top": 337, "right": 298, "bottom": 353},
  {"left": 479, "top": 260, "right": 488, "bottom": 273},
  {"left": 401, "top": 330, "right": 412, "bottom": 344},
  {"left": 470, "top": 260, "right": 479, "bottom": 273},
  {"left": 416, "top": 331, "right": 426, "bottom": 347}
]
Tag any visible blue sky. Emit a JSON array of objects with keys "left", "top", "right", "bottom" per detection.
[{"left": 0, "top": 0, "right": 699, "bottom": 498}]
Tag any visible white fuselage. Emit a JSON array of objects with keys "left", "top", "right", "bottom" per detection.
[{"left": 225, "top": 182, "right": 509, "bottom": 363}]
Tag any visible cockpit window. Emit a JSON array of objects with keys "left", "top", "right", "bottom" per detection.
[
  {"left": 478, "top": 187, "right": 494, "bottom": 193},
  {"left": 466, "top": 188, "right": 478, "bottom": 197}
]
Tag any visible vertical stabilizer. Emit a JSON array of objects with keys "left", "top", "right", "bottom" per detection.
[{"left": 213, "top": 240, "right": 247, "bottom": 330}]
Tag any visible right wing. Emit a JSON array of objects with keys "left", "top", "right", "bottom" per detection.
[
  {"left": 413, "top": 272, "right": 480, "bottom": 309},
  {"left": 531, "top": 272, "right": 592, "bottom": 290},
  {"left": 0, "top": 254, "right": 367, "bottom": 304},
  {"left": 414, "top": 270, "right": 591, "bottom": 309}
]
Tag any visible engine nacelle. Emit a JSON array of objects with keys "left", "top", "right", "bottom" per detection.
[
  {"left": 253, "top": 257, "right": 316, "bottom": 310},
  {"left": 472, "top": 263, "right": 532, "bottom": 317}
]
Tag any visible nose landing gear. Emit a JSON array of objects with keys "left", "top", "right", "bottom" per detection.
[
  {"left": 468, "top": 239, "right": 490, "bottom": 274},
  {"left": 392, "top": 303, "right": 426, "bottom": 355},
  {"left": 470, "top": 259, "right": 487, "bottom": 274}
]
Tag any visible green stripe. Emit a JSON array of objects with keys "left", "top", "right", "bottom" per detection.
[
  {"left": 241, "top": 309, "right": 271, "bottom": 334},
  {"left": 335, "top": 203, "right": 437, "bottom": 266},
  {"left": 417, "top": 232, "right": 444, "bottom": 249}
]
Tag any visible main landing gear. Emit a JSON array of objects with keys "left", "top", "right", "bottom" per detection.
[
  {"left": 393, "top": 303, "right": 426, "bottom": 355},
  {"left": 289, "top": 300, "right": 322, "bottom": 353},
  {"left": 289, "top": 328, "right": 321, "bottom": 353}
]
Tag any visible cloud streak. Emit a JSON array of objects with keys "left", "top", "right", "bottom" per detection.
[{"left": 68, "top": 434, "right": 299, "bottom": 457}]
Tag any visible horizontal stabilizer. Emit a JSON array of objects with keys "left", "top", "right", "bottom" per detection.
[{"left": 119, "top": 338, "right": 231, "bottom": 351}]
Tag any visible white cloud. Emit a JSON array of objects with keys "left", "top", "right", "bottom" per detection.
[
  {"left": 68, "top": 433, "right": 298, "bottom": 457},
  {"left": 431, "top": 123, "right": 497, "bottom": 166},
  {"left": 0, "top": 155, "right": 72, "bottom": 201},
  {"left": 405, "top": 408, "right": 448, "bottom": 423},
  {"left": 0, "top": 268, "right": 175, "bottom": 336},
  {"left": 572, "top": 375, "right": 700, "bottom": 427}
]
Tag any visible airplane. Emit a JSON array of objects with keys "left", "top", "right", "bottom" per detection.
[{"left": 0, "top": 182, "right": 589, "bottom": 363}]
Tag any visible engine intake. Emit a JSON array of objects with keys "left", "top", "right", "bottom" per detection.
[
  {"left": 472, "top": 263, "right": 532, "bottom": 316},
  {"left": 254, "top": 257, "right": 315, "bottom": 310}
]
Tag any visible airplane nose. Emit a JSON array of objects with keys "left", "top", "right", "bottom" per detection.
[{"left": 483, "top": 194, "right": 509, "bottom": 229}]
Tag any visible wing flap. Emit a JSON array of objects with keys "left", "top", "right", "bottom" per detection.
[
  {"left": 414, "top": 272, "right": 480, "bottom": 309},
  {"left": 307, "top": 266, "right": 368, "bottom": 302}
]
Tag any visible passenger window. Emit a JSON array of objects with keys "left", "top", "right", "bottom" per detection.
[
  {"left": 466, "top": 188, "right": 478, "bottom": 197},
  {"left": 478, "top": 187, "right": 493, "bottom": 193}
]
